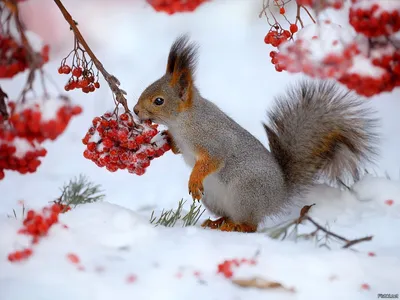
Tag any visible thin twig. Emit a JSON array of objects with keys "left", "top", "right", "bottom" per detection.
[
  {"left": 302, "top": 215, "right": 373, "bottom": 249},
  {"left": 259, "top": 0, "right": 269, "bottom": 18},
  {"left": 52, "top": 0, "right": 130, "bottom": 113},
  {"left": 342, "top": 236, "right": 373, "bottom": 249},
  {"left": 300, "top": 5, "right": 316, "bottom": 24},
  {"left": 265, "top": 204, "right": 373, "bottom": 250},
  {"left": 295, "top": 3, "right": 304, "bottom": 28}
]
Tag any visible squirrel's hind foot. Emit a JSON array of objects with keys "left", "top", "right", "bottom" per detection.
[
  {"left": 201, "top": 217, "right": 227, "bottom": 229},
  {"left": 202, "top": 217, "right": 257, "bottom": 233}
]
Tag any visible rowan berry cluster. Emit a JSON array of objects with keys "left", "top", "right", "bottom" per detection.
[
  {"left": 264, "top": 27, "right": 293, "bottom": 48},
  {"left": 57, "top": 36, "right": 101, "bottom": 94},
  {"left": 8, "top": 99, "right": 82, "bottom": 142},
  {"left": 0, "top": 35, "right": 49, "bottom": 79},
  {"left": 0, "top": 97, "right": 82, "bottom": 180},
  {"left": 273, "top": 22, "right": 359, "bottom": 78},
  {"left": 0, "top": 137, "right": 47, "bottom": 179},
  {"left": 349, "top": 2, "right": 400, "bottom": 37},
  {"left": 339, "top": 39, "right": 400, "bottom": 97},
  {"left": 82, "top": 110, "right": 171, "bottom": 175},
  {"left": 296, "top": 0, "right": 344, "bottom": 10},
  {"left": 59, "top": 64, "right": 100, "bottom": 94},
  {"left": 147, "top": 0, "right": 207, "bottom": 14},
  {"left": 8, "top": 203, "right": 70, "bottom": 262},
  {"left": 264, "top": 0, "right": 400, "bottom": 97},
  {"left": 217, "top": 258, "right": 257, "bottom": 278}
]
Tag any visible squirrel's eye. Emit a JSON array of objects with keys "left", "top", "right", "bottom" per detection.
[{"left": 153, "top": 97, "right": 164, "bottom": 106}]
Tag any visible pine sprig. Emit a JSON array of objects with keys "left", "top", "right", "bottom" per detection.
[
  {"left": 182, "top": 200, "right": 205, "bottom": 226},
  {"left": 7, "top": 203, "right": 26, "bottom": 220},
  {"left": 57, "top": 174, "right": 105, "bottom": 208},
  {"left": 150, "top": 199, "right": 205, "bottom": 227}
]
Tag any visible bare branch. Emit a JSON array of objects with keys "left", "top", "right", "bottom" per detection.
[
  {"left": 300, "top": 5, "right": 316, "bottom": 24},
  {"left": 266, "top": 204, "right": 373, "bottom": 250}
]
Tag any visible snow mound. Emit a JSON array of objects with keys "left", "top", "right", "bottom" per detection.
[{"left": 60, "top": 202, "right": 157, "bottom": 248}]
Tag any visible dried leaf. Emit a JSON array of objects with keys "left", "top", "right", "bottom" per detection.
[
  {"left": 232, "top": 277, "right": 295, "bottom": 292},
  {"left": 299, "top": 203, "right": 315, "bottom": 218},
  {"left": 0, "top": 86, "right": 9, "bottom": 120}
]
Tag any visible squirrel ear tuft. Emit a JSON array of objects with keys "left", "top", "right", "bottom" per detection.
[{"left": 166, "top": 34, "right": 198, "bottom": 100}]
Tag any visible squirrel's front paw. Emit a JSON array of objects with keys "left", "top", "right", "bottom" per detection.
[
  {"left": 161, "top": 130, "right": 180, "bottom": 154},
  {"left": 188, "top": 177, "right": 204, "bottom": 201}
]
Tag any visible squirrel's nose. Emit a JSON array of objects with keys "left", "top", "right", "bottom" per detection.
[{"left": 133, "top": 106, "right": 139, "bottom": 116}]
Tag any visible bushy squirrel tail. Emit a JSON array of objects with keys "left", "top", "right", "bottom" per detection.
[{"left": 263, "top": 80, "right": 379, "bottom": 190}]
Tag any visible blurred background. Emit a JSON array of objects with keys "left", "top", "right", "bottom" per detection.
[{"left": 1, "top": 0, "right": 399, "bottom": 216}]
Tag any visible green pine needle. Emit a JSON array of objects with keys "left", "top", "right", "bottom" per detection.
[
  {"left": 150, "top": 199, "right": 205, "bottom": 228},
  {"left": 7, "top": 203, "right": 26, "bottom": 220},
  {"left": 57, "top": 174, "right": 105, "bottom": 208}
]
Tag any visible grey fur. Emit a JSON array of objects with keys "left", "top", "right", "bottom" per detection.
[
  {"left": 135, "top": 36, "right": 380, "bottom": 228},
  {"left": 166, "top": 90, "right": 287, "bottom": 225},
  {"left": 264, "top": 80, "right": 379, "bottom": 192}
]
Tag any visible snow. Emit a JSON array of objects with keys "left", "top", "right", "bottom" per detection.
[
  {"left": 1, "top": 177, "right": 400, "bottom": 299},
  {"left": 12, "top": 97, "right": 67, "bottom": 122},
  {"left": 12, "top": 137, "right": 38, "bottom": 158},
  {"left": 294, "top": 22, "right": 355, "bottom": 61},
  {"left": 1, "top": 0, "right": 400, "bottom": 299},
  {"left": 347, "top": 54, "right": 385, "bottom": 77}
]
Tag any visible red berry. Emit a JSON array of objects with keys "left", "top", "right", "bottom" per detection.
[
  {"left": 67, "top": 253, "right": 80, "bottom": 264},
  {"left": 61, "top": 65, "right": 71, "bottom": 74},
  {"left": 72, "top": 67, "right": 83, "bottom": 77},
  {"left": 290, "top": 24, "right": 298, "bottom": 33}
]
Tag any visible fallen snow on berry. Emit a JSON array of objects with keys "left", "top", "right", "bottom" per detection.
[
  {"left": 350, "top": 0, "right": 400, "bottom": 37},
  {"left": 82, "top": 109, "right": 170, "bottom": 175},
  {"left": 276, "top": 22, "right": 358, "bottom": 78}
]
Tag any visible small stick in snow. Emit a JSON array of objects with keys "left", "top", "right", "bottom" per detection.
[
  {"left": 297, "top": 205, "right": 373, "bottom": 249},
  {"left": 265, "top": 204, "right": 373, "bottom": 250}
]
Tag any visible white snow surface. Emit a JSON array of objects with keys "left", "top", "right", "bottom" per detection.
[{"left": 1, "top": 0, "right": 400, "bottom": 299}]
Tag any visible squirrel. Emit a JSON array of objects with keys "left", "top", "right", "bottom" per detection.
[{"left": 133, "top": 35, "right": 379, "bottom": 233}]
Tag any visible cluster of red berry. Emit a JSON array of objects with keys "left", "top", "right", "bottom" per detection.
[
  {"left": 339, "top": 40, "right": 400, "bottom": 97},
  {"left": 350, "top": 2, "right": 400, "bottom": 37},
  {"left": 147, "top": 0, "right": 207, "bottom": 14},
  {"left": 0, "top": 97, "right": 82, "bottom": 180},
  {"left": 8, "top": 202, "right": 70, "bottom": 262},
  {"left": 8, "top": 99, "right": 82, "bottom": 142},
  {"left": 58, "top": 64, "right": 100, "bottom": 94},
  {"left": 0, "top": 35, "right": 49, "bottom": 78},
  {"left": 264, "top": 24, "right": 298, "bottom": 48},
  {"left": 338, "top": 1, "right": 400, "bottom": 96},
  {"left": 217, "top": 258, "right": 257, "bottom": 278},
  {"left": 272, "top": 22, "right": 359, "bottom": 78},
  {"left": 82, "top": 111, "right": 171, "bottom": 175},
  {"left": 296, "top": 0, "right": 344, "bottom": 10},
  {"left": 0, "top": 137, "right": 47, "bottom": 179},
  {"left": 266, "top": 0, "right": 400, "bottom": 97},
  {"left": 8, "top": 248, "right": 33, "bottom": 262}
]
